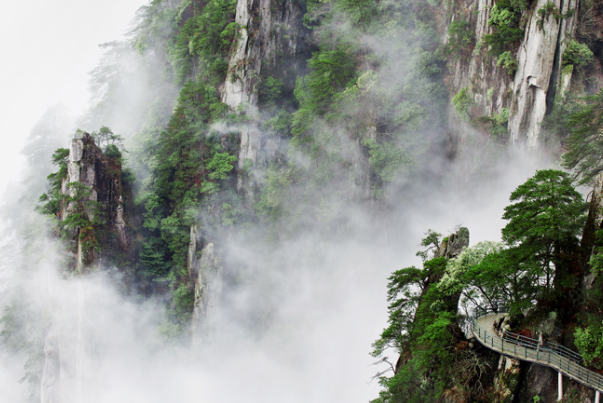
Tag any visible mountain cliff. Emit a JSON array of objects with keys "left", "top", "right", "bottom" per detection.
[{"left": 4, "top": 0, "right": 603, "bottom": 401}]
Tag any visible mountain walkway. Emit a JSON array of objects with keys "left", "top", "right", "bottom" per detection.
[{"left": 472, "top": 307, "right": 603, "bottom": 402}]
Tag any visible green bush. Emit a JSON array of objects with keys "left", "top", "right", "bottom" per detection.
[
  {"left": 488, "top": 5, "right": 517, "bottom": 27},
  {"left": 301, "top": 48, "right": 357, "bottom": 113},
  {"left": 451, "top": 88, "right": 472, "bottom": 121},
  {"left": 38, "top": 148, "right": 69, "bottom": 215},
  {"left": 207, "top": 152, "right": 237, "bottom": 180},
  {"left": 447, "top": 19, "right": 475, "bottom": 55},
  {"left": 492, "top": 108, "right": 510, "bottom": 137},
  {"left": 562, "top": 40, "right": 593, "bottom": 68},
  {"left": 166, "top": 0, "right": 236, "bottom": 84},
  {"left": 173, "top": 284, "right": 195, "bottom": 323},
  {"left": 497, "top": 51, "right": 518, "bottom": 75},
  {"left": 258, "top": 77, "right": 284, "bottom": 108},
  {"left": 537, "top": 2, "right": 575, "bottom": 29},
  {"left": 262, "top": 108, "right": 292, "bottom": 136},
  {"left": 575, "top": 322, "right": 603, "bottom": 368},
  {"left": 561, "top": 90, "right": 603, "bottom": 184},
  {"left": 103, "top": 144, "right": 122, "bottom": 159},
  {"left": 483, "top": 2, "right": 526, "bottom": 56},
  {"left": 541, "top": 94, "right": 579, "bottom": 145},
  {"left": 476, "top": 107, "right": 510, "bottom": 138},
  {"left": 362, "top": 139, "right": 413, "bottom": 183}
]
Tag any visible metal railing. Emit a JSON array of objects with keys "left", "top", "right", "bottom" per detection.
[{"left": 472, "top": 307, "right": 603, "bottom": 393}]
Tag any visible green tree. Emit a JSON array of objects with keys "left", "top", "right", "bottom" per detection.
[
  {"left": 439, "top": 241, "right": 507, "bottom": 310},
  {"left": 501, "top": 169, "right": 586, "bottom": 295},
  {"left": 446, "top": 19, "right": 475, "bottom": 56},
  {"left": 371, "top": 230, "right": 469, "bottom": 402},
  {"left": 451, "top": 88, "right": 472, "bottom": 121},
  {"left": 38, "top": 148, "right": 70, "bottom": 216},
  {"left": 92, "top": 126, "right": 123, "bottom": 148},
  {"left": 483, "top": 0, "right": 527, "bottom": 56},
  {"left": 575, "top": 321, "right": 603, "bottom": 368},
  {"left": 465, "top": 247, "right": 542, "bottom": 312}
]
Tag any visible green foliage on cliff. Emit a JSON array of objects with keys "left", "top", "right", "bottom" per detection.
[
  {"left": 362, "top": 139, "right": 414, "bottom": 183},
  {"left": 173, "top": 284, "right": 195, "bottom": 324},
  {"left": 492, "top": 108, "right": 510, "bottom": 137},
  {"left": 562, "top": 40, "right": 593, "bottom": 68},
  {"left": 446, "top": 19, "right": 475, "bottom": 56},
  {"left": 475, "top": 108, "right": 511, "bottom": 139},
  {"left": 372, "top": 230, "right": 496, "bottom": 402},
  {"left": 451, "top": 88, "right": 472, "bottom": 121},
  {"left": 373, "top": 171, "right": 587, "bottom": 401},
  {"left": 484, "top": 1, "right": 526, "bottom": 56},
  {"left": 258, "top": 77, "right": 284, "bottom": 109},
  {"left": 371, "top": 252, "right": 448, "bottom": 358},
  {"left": 371, "top": 247, "right": 457, "bottom": 402},
  {"left": 135, "top": 0, "right": 239, "bottom": 289},
  {"left": 139, "top": 84, "right": 238, "bottom": 277},
  {"left": 127, "top": 0, "right": 242, "bottom": 338},
  {"left": 501, "top": 170, "right": 586, "bottom": 300},
  {"left": 536, "top": 2, "right": 575, "bottom": 29},
  {"left": 289, "top": 0, "right": 449, "bottom": 203},
  {"left": 496, "top": 51, "right": 518, "bottom": 75},
  {"left": 292, "top": 47, "right": 357, "bottom": 119},
  {"left": 167, "top": 0, "right": 237, "bottom": 84},
  {"left": 439, "top": 241, "right": 505, "bottom": 307},
  {"left": 562, "top": 90, "right": 603, "bottom": 184},
  {"left": 575, "top": 321, "right": 603, "bottom": 368},
  {"left": 502, "top": 170, "right": 585, "bottom": 249},
  {"left": 541, "top": 94, "right": 580, "bottom": 146},
  {"left": 39, "top": 136, "right": 137, "bottom": 271},
  {"left": 38, "top": 148, "right": 69, "bottom": 216}
]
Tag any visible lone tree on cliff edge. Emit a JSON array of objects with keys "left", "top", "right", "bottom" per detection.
[{"left": 502, "top": 169, "right": 587, "bottom": 294}]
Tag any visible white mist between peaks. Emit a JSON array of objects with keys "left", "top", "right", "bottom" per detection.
[
  {"left": 0, "top": 144, "right": 551, "bottom": 403},
  {"left": 0, "top": 3, "right": 565, "bottom": 403}
]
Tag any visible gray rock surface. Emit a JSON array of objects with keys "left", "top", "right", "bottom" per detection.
[{"left": 192, "top": 243, "right": 224, "bottom": 344}]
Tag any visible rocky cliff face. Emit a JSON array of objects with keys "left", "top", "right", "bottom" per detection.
[
  {"left": 443, "top": 0, "right": 583, "bottom": 149},
  {"left": 23, "top": 0, "right": 603, "bottom": 401},
  {"left": 191, "top": 242, "right": 224, "bottom": 344},
  {"left": 183, "top": 0, "right": 313, "bottom": 338},
  {"left": 437, "top": 227, "right": 471, "bottom": 259},
  {"left": 222, "top": 0, "right": 310, "bottom": 191},
  {"left": 40, "top": 132, "right": 132, "bottom": 403},
  {"left": 445, "top": 0, "right": 512, "bottom": 121},
  {"left": 60, "top": 132, "right": 132, "bottom": 272},
  {"left": 508, "top": 0, "right": 578, "bottom": 147}
]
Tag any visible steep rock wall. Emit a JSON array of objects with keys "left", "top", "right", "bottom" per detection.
[
  {"left": 222, "top": 0, "right": 310, "bottom": 190},
  {"left": 191, "top": 243, "right": 224, "bottom": 344},
  {"left": 41, "top": 133, "right": 132, "bottom": 403},
  {"left": 443, "top": 0, "right": 578, "bottom": 148},
  {"left": 60, "top": 132, "right": 131, "bottom": 271},
  {"left": 446, "top": 0, "right": 511, "bottom": 119},
  {"left": 508, "top": 0, "right": 578, "bottom": 147}
]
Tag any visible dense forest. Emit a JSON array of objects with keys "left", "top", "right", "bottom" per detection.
[{"left": 3, "top": 0, "right": 603, "bottom": 401}]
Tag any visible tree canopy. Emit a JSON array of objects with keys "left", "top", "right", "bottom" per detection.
[{"left": 502, "top": 169, "right": 586, "bottom": 293}]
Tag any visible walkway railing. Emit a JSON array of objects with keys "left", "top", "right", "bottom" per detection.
[{"left": 472, "top": 306, "right": 603, "bottom": 394}]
